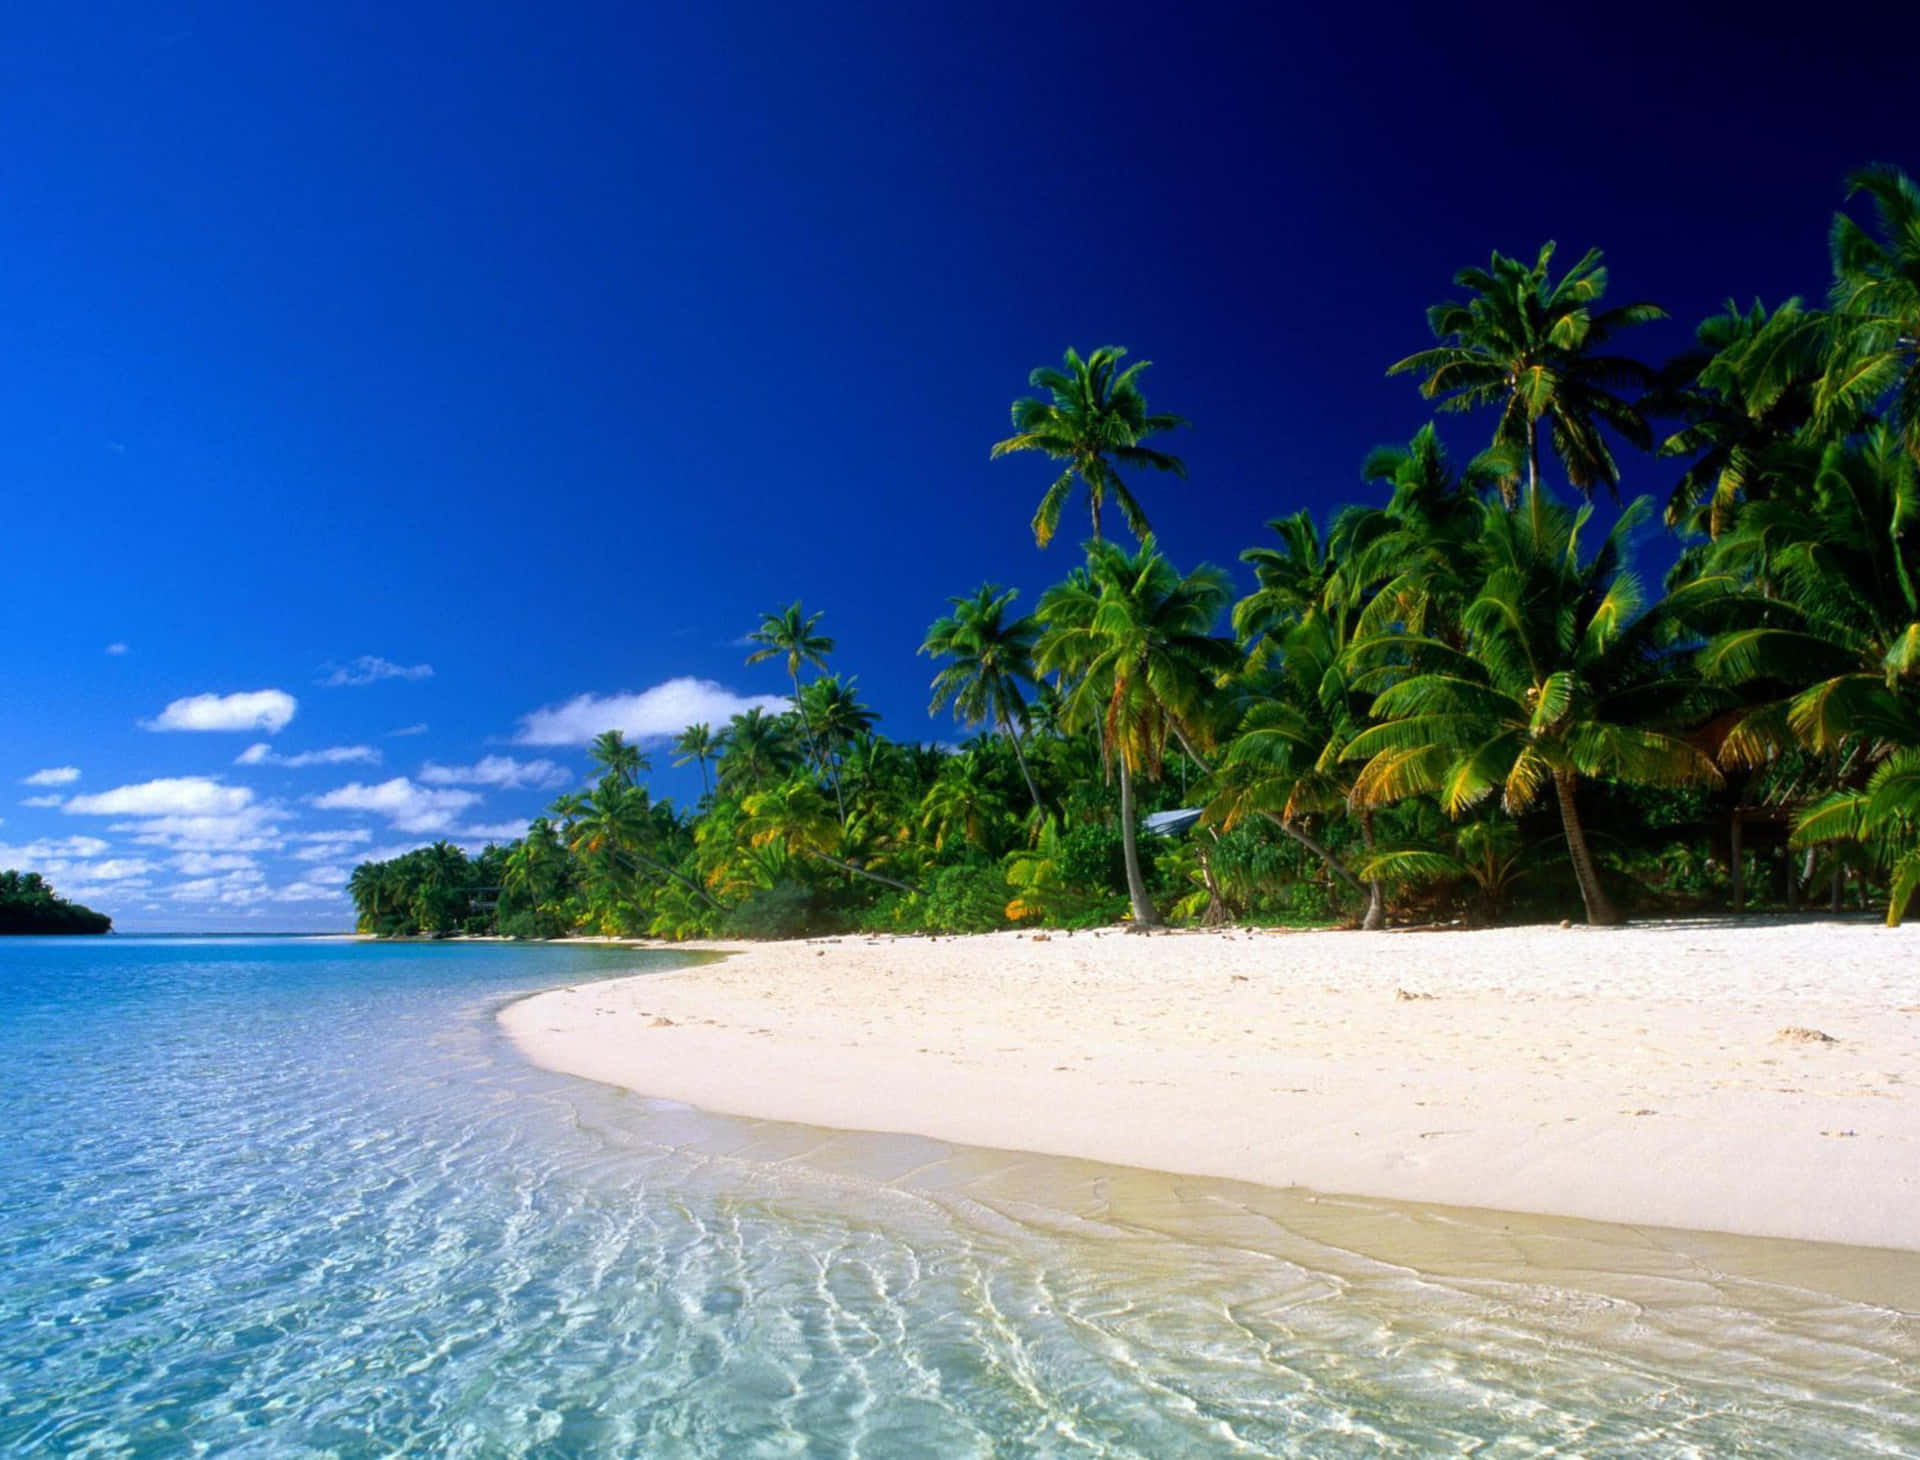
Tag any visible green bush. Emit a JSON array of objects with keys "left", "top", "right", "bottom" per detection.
[
  {"left": 721, "top": 881, "right": 839, "bottom": 940},
  {"left": 918, "top": 864, "right": 1011, "bottom": 934}
]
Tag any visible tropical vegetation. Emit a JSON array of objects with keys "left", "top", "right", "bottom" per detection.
[
  {"left": 353, "top": 167, "right": 1920, "bottom": 937},
  {"left": 0, "top": 870, "right": 112, "bottom": 934}
]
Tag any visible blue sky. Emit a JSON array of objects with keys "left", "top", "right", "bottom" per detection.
[{"left": 3, "top": 2, "right": 1912, "bottom": 929}]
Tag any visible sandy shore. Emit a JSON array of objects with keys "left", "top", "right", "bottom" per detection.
[{"left": 501, "top": 920, "right": 1920, "bottom": 1251}]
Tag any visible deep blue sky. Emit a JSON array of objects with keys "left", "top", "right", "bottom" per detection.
[{"left": 3, "top": 1, "right": 1912, "bottom": 928}]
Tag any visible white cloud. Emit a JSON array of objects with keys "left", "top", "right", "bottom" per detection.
[
  {"left": 0, "top": 836, "right": 111, "bottom": 863},
  {"left": 172, "top": 852, "right": 259, "bottom": 875},
  {"left": 323, "top": 656, "right": 433, "bottom": 688},
  {"left": 273, "top": 879, "right": 351, "bottom": 903},
  {"left": 142, "top": 689, "right": 297, "bottom": 735},
  {"left": 117, "top": 810, "right": 283, "bottom": 853},
  {"left": 310, "top": 778, "right": 482, "bottom": 833},
  {"left": 288, "top": 829, "right": 372, "bottom": 862},
  {"left": 20, "top": 795, "right": 65, "bottom": 809},
  {"left": 515, "top": 677, "right": 787, "bottom": 746},
  {"left": 106, "top": 642, "right": 128, "bottom": 655},
  {"left": 236, "top": 743, "right": 381, "bottom": 768},
  {"left": 65, "top": 777, "right": 253, "bottom": 817},
  {"left": 388, "top": 723, "right": 429, "bottom": 737},
  {"left": 419, "top": 755, "right": 569, "bottom": 791},
  {"left": 23, "top": 766, "right": 81, "bottom": 786}
]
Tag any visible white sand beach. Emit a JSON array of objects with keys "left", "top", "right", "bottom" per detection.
[{"left": 501, "top": 920, "right": 1920, "bottom": 1251}]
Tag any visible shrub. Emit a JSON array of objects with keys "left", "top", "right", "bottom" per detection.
[{"left": 721, "top": 881, "right": 839, "bottom": 940}]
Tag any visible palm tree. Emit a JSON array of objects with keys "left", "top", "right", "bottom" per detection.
[
  {"left": 1389, "top": 243, "right": 1665, "bottom": 521},
  {"left": 922, "top": 584, "right": 1047, "bottom": 815},
  {"left": 1036, "top": 536, "right": 1238, "bottom": 926},
  {"left": 716, "top": 707, "right": 800, "bottom": 794},
  {"left": 739, "top": 778, "right": 920, "bottom": 894},
  {"left": 1794, "top": 749, "right": 1920, "bottom": 925},
  {"left": 1690, "top": 428, "right": 1920, "bottom": 766},
  {"left": 1820, "top": 164, "right": 1920, "bottom": 463},
  {"left": 568, "top": 781, "right": 716, "bottom": 911},
  {"left": 589, "top": 729, "right": 647, "bottom": 790},
  {"left": 1654, "top": 298, "right": 1826, "bottom": 534},
  {"left": 745, "top": 600, "right": 840, "bottom": 815},
  {"left": 991, "top": 346, "right": 1188, "bottom": 547},
  {"left": 671, "top": 722, "right": 723, "bottom": 798},
  {"left": 918, "top": 752, "right": 1012, "bottom": 853},
  {"left": 1344, "top": 493, "right": 1722, "bottom": 925}
]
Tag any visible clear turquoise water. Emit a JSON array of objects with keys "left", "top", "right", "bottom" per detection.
[{"left": 2, "top": 937, "right": 1915, "bottom": 1457}]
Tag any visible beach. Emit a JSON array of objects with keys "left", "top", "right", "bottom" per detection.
[{"left": 503, "top": 919, "right": 1920, "bottom": 1252}]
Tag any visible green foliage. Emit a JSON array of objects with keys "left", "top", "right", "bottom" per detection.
[
  {"left": 0, "top": 870, "right": 111, "bottom": 934},
  {"left": 916, "top": 864, "right": 1013, "bottom": 934},
  {"left": 721, "top": 881, "right": 840, "bottom": 941},
  {"left": 337, "top": 164, "right": 1920, "bottom": 935}
]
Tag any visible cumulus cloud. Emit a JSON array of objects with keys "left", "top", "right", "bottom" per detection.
[
  {"left": 172, "top": 852, "right": 259, "bottom": 875},
  {"left": 323, "top": 656, "right": 433, "bottom": 688},
  {"left": 20, "top": 795, "right": 65, "bottom": 809},
  {"left": 106, "top": 642, "right": 128, "bottom": 655},
  {"left": 22, "top": 766, "right": 81, "bottom": 786},
  {"left": 310, "top": 778, "right": 482, "bottom": 833},
  {"left": 65, "top": 777, "right": 253, "bottom": 817},
  {"left": 285, "top": 829, "right": 372, "bottom": 863},
  {"left": 116, "top": 810, "right": 284, "bottom": 853},
  {"left": 419, "top": 755, "right": 569, "bottom": 791},
  {"left": 515, "top": 677, "right": 788, "bottom": 746},
  {"left": 236, "top": 743, "right": 381, "bottom": 768},
  {"left": 142, "top": 689, "right": 297, "bottom": 735},
  {"left": 0, "top": 836, "right": 111, "bottom": 862}
]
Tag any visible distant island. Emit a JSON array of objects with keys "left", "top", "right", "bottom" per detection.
[{"left": 0, "top": 870, "right": 112, "bottom": 934}]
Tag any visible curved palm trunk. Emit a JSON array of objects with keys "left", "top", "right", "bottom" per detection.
[
  {"left": 1117, "top": 754, "right": 1158, "bottom": 927},
  {"left": 1002, "top": 717, "right": 1046, "bottom": 818},
  {"left": 806, "top": 850, "right": 920, "bottom": 896},
  {"left": 1257, "top": 811, "right": 1368, "bottom": 898},
  {"left": 617, "top": 845, "right": 720, "bottom": 909},
  {"left": 1553, "top": 770, "right": 1620, "bottom": 926}
]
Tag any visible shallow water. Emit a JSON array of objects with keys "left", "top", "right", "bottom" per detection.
[{"left": 1, "top": 937, "right": 1914, "bottom": 1457}]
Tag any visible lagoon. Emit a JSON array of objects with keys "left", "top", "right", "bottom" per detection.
[{"left": 2, "top": 937, "right": 1915, "bottom": 1456}]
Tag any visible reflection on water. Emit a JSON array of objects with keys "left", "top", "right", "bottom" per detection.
[{"left": 1, "top": 937, "right": 1914, "bottom": 1457}]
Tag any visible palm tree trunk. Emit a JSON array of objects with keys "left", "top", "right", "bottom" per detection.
[
  {"left": 1003, "top": 717, "right": 1046, "bottom": 818},
  {"left": 790, "top": 670, "right": 848, "bottom": 825},
  {"left": 619, "top": 846, "right": 721, "bottom": 909},
  {"left": 1256, "top": 811, "right": 1369, "bottom": 899},
  {"left": 806, "top": 850, "right": 920, "bottom": 896},
  {"left": 1360, "top": 809, "right": 1386, "bottom": 931},
  {"left": 1117, "top": 754, "right": 1158, "bottom": 927},
  {"left": 1527, "top": 418, "right": 1545, "bottom": 541},
  {"left": 1554, "top": 770, "right": 1620, "bottom": 925}
]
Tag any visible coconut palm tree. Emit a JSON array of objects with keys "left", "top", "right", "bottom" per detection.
[
  {"left": 589, "top": 729, "right": 647, "bottom": 790},
  {"left": 739, "top": 778, "right": 920, "bottom": 894},
  {"left": 568, "top": 781, "right": 716, "bottom": 911},
  {"left": 1036, "top": 536, "right": 1238, "bottom": 926},
  {"left": 1820, "top": 164, "right": 1920, "bottom": 462},
  {"left": 1389, "top": 243, "right": 1665, "bottom": 519},
  {"left": 1344, "top": 493, "right": 1722, "bottom": 925},
  {"left": 671, "top": 722, "right": 723, "bottom": 798},
  {"left": 991, "top": 346, "right": 1188, "bottom": 547},
  {"left": 745, "top": 600, "right": 839, "bottom": 812},
  {"left": 1654, "top": 298, "right": 1826, "bottom": 534},
  {"left": 922, "top": 584, "right": 1047, "bottom": 815},
  {"left": 717, "top": 707, "right": 800, "bottom": 794}
]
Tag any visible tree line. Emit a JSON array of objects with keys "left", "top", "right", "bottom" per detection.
[
  {"left": 351, "top": 165, "right": 1920, "bottom": 938},
  {"left": 0, "top": 870, "right": 112, "bottom": 935}
]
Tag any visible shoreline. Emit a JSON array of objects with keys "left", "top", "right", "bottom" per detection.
[{"left": 500, "top": 920, "right": 1920, "bottom": 1253}]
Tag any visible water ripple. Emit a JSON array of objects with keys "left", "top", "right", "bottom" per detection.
[{"left": 1, "top": 937, "right": 1914, "bottom": 1457}]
